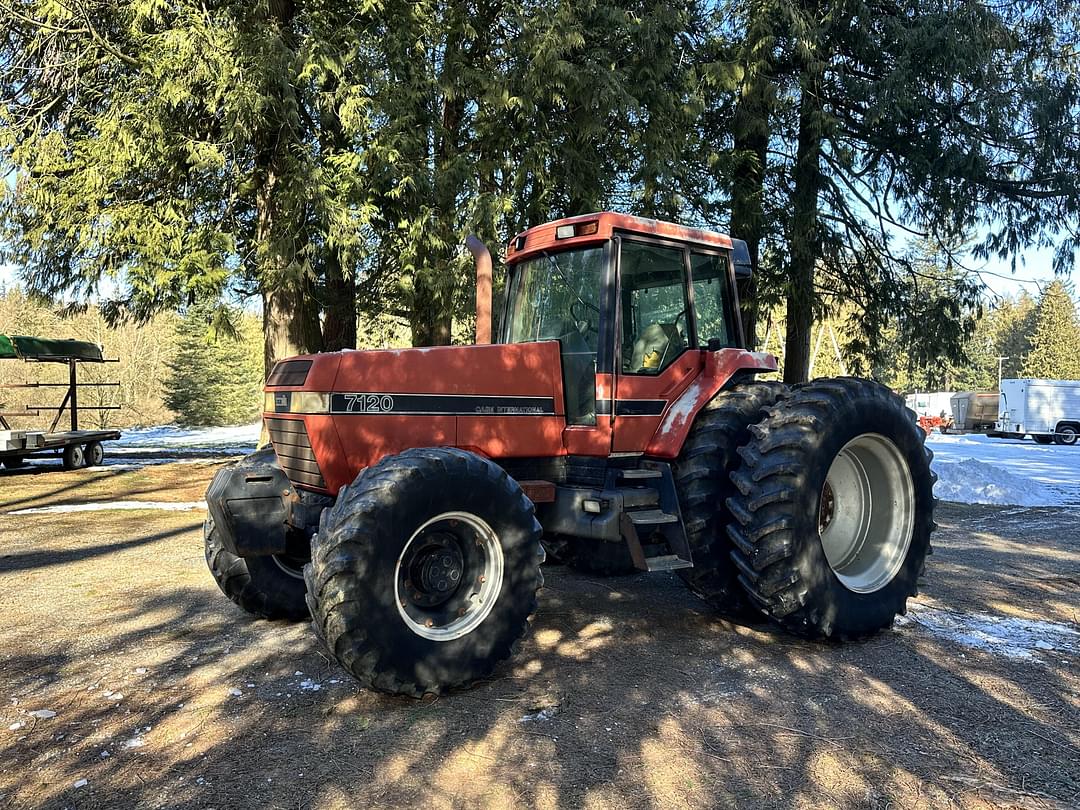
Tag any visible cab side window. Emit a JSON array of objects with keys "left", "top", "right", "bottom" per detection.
[
  {"left": 690, "top": 252, "right": 735, "bottom": 348},
  {"left": 620, "top": 242, "right": 691, "bottom": 375}
]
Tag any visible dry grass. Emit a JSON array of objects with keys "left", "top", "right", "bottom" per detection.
[{"left": 0, "top": 462, "right": 1078, "bottom": 809}]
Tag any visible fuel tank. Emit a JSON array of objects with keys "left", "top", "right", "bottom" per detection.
[{"left": 262, "top": 342, "right": 567, "bottom": 494}]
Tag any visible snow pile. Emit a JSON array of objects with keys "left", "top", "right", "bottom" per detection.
[
  {"left": 932, "top": 458, "right": 1060, "bottom": 507},
  {"left": 926, "top": 433, "right": 1080, "bottom": 506},
  {"left": 897, "top": 607, "right": 1079, "bottom": 661}
]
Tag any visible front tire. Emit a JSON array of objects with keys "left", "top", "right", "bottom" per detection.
[
  {"left": 204, "top": 518, "right": 310, "bottom": 620},
  {"left": 305, "top": 448, "right": 544, "bottom": 697},
  {"left": 728, "top": 378, "right": 935, "bottom": 639}
]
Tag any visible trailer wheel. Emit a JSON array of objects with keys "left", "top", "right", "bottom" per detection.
[
  {"left": 85, "top": 441, "right": 105, "bottom": 466},
  {"left": 305, "top": 448, "right": 544, "bottom": 696},
  {"left": 1054, "top": 424, "right": 1078, "bottom": 446},
  {"left": 673, "top": 380, "right": 787, "bottom": 618},
  {"left": 62, "top": 444, "right": 85, "bottom": 470},
  {"left": 541, "top": 534, "right": 636, "bottom": 576},
  {"left": 728, "top": 378, "right": 935, "bottom": 639},
  {"left": 2, "top": 456, "right": 26, "bottom": 469},
  {"left": 204, "top": 517, "right": 309, "bottom": 621}
]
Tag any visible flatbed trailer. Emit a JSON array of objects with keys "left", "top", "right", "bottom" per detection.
[{"left": 0, "top": 334, "right": 122, "bottom": 470}]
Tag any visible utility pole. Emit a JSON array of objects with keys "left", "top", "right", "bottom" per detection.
[{"left": 997, "top": 356, "right": 1009, "bottom": 388}]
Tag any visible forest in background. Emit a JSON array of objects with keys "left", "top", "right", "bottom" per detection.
[
  {"left": 2, "top": 276, "right": 1077, "bottom": 427},
  {"left": 2, "top": 0, "right": 1078, "bottom": 384}
]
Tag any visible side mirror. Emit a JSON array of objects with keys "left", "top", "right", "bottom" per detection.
[{"left": 732, "top": 239, "right": 753, "bottom": 279}]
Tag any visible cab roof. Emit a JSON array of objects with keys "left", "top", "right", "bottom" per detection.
[{"left": 506, "top": 212, "right": 734, "bottom": 263}]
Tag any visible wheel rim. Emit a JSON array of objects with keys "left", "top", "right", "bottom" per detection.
[
  {"left": 1062, "top": 427, "right": 1077, "bottom": 445},
  {"left": 272, "top": 553, "right": 307, "bottom": 579},
  {"left": 395, "top": 511, "right": 503, "bottom": 642},
  {"left": 817, "top": 433, "right": 915, "bottom": 594},
  {"left": 89, "top": 444, "right": 103, "bottom": 464}
]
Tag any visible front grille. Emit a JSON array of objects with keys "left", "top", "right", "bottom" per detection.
[
  {"left": 265, "top": 417, "right": 326, "bottom": 489},
  {"left": 266, "top": 359, "right": 312, "bottom": 387}
]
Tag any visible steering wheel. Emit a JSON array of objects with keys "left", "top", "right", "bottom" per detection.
[
  {"left": 571, "top": 300, "right": 599, "bottom": 335},
  {"left": 672, "top": 309, "right": 688, "bottom": 341}
]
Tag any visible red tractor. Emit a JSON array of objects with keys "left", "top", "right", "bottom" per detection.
[{"left": 205, "top": 212, "right": 935, "bottom": 696}]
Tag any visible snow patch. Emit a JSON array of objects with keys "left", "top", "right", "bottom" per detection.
[
  {"left": 897, "top": 607, "right": 1079, "bottom": 661},
  {"left": 28, "top": 709, "right": 56, "bottom": 719},
  {"left": 519, "top": 707, "right": 558, "bottom": 723},
  {"left": 7, "top": 500, "right": 206, "bottom": 515},
  {"left": 932, "top": 458, "right": 1059, "bottom": 507},
  {"left": 298, "top": 679, "right": 321, "bottom": 692},
  {"left": 926, "top": 433, "right": 1080, "bottom": 506}
]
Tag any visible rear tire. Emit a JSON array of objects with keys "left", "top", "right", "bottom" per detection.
[
  {"left": 62, "top": 444, "right": 85, "bottom": 470},
  {"left": 204, "top": 518, "right": 310, "bottom": 620},
  {"left": 305, "top": 448, "right": 544, "bottom": 697},
  {"left": 728, "top": 378, "right": 935, "bottom": 639},
  {"left": 541, "top": 534, "right": 636, "bottom": 576},
  {"left": 85, "top": 441, "right": 104, "bottom": 466},
  {"left": 1033, "top": 435, "right": 1054, "bottom": 445},
  {"left": 673, "top": 380, "right": 787, "bottom": 618},
  {"left": 1053, "top": 424, "right": 1078, "bottom": 446}
]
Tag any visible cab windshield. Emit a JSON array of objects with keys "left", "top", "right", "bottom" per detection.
[
  {"left": 504, "top": 247, "right": 604, "bottom": 349},
  {"left": 504, "top": 247, "right": 605, "bottom": 425}
]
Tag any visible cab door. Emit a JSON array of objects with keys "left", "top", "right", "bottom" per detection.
[{"left": 612, "top": 238, "right": 701, "bottom": 453}]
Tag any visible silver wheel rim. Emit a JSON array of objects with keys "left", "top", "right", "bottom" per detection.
[
  {"left": 395, "top": 511, "right": 504, "bottom": 642},
  {"left": 818, "top": 433, "right": 915, "bottom": 594},
  {"left": 272, "top": 554, "right": 306, "bottom": 580},
  {"left": 88, "top": 444, "right": 103, "bottom": 465}
]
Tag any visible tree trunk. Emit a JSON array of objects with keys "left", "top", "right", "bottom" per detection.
[
  {"left": 409, "top": 272, "right": 453, "bottom": 346},
  {"left": 322, "top": 248, "right": 357, "bottom": 351},
  {"left": 784, "top": 14, "right": 825, "bottom": 384},
  {"left": 262, "top": 281, "right": 323, "bottom": 377},
  {"left": 730, "top": 66, "right": 771, "bottom": 350}
]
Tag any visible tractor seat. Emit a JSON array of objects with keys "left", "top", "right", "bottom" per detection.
[{"left": 630, "top": 323, "right": 684, "bottom": 372}]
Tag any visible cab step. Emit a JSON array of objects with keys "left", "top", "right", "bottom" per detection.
[
  {"left": 643, "top": 554, "right": 693, "bottom": 572},
  {"left": 619, "top": 468, "right": 663, "bottom": 480},
  {"left": 628, "top": 509, "right": 678, "bottom": 526}
]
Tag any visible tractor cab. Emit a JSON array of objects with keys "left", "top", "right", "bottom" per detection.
[{"left": 502, "top": 212, "right": 751, "bottom": 448}]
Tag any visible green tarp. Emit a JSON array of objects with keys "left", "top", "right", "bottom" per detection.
[{"left": 0, "top": 335, "right": 105, "bottom": 362}]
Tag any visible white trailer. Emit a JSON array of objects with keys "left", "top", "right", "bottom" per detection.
[
  {"left": 904, "top": 391, "right": 956, "bottom": 419},
  {"left": 997, "top": 378, "right": 1080, "bottom": 445}
]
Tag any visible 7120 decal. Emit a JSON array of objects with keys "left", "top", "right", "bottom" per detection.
[{"left": 338, "top": 393, "right": 395, "bottom": 413}]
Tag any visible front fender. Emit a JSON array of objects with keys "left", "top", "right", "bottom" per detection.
[{"left": 205, "top": 453, "right": 292, "bottom": 557}]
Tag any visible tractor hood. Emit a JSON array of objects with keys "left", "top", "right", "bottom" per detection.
[{"left": 263, "top": 342, "right": 566, "bottom": 493}]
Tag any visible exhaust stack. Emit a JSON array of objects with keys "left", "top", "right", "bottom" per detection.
[{"left": 466, "top": 235, "right": 493, "bottom": 344}]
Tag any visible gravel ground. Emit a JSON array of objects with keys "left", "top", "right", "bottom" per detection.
[{"left": 0, "top": 460, "right": 1077, "bottom": 810}]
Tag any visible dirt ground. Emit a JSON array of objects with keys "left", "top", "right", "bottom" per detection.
[{"left": 1, "top": 459, "right": 1078, "bottom": 810}]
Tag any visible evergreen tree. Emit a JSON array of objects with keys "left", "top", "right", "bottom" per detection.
[
  {"left": 1022, "top": 281, "right": 1080, "bottom": 380},
  {"left": 164, "top": 304, "right": 263, "bottom": 426}
]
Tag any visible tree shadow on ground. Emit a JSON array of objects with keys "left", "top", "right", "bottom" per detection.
[{"left": 0, "top": 506, "right": 1077, "bottom": 809}]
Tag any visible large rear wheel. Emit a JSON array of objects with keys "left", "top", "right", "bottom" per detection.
[
  {"left": 673, "top": 380, "right": 787, "bottom": 618},
  {"left": 305, "top": 448, "right": 544, "bottom": 696},
  {"left": 728, "top": 377, "right": 935, "bottom": 639}
]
